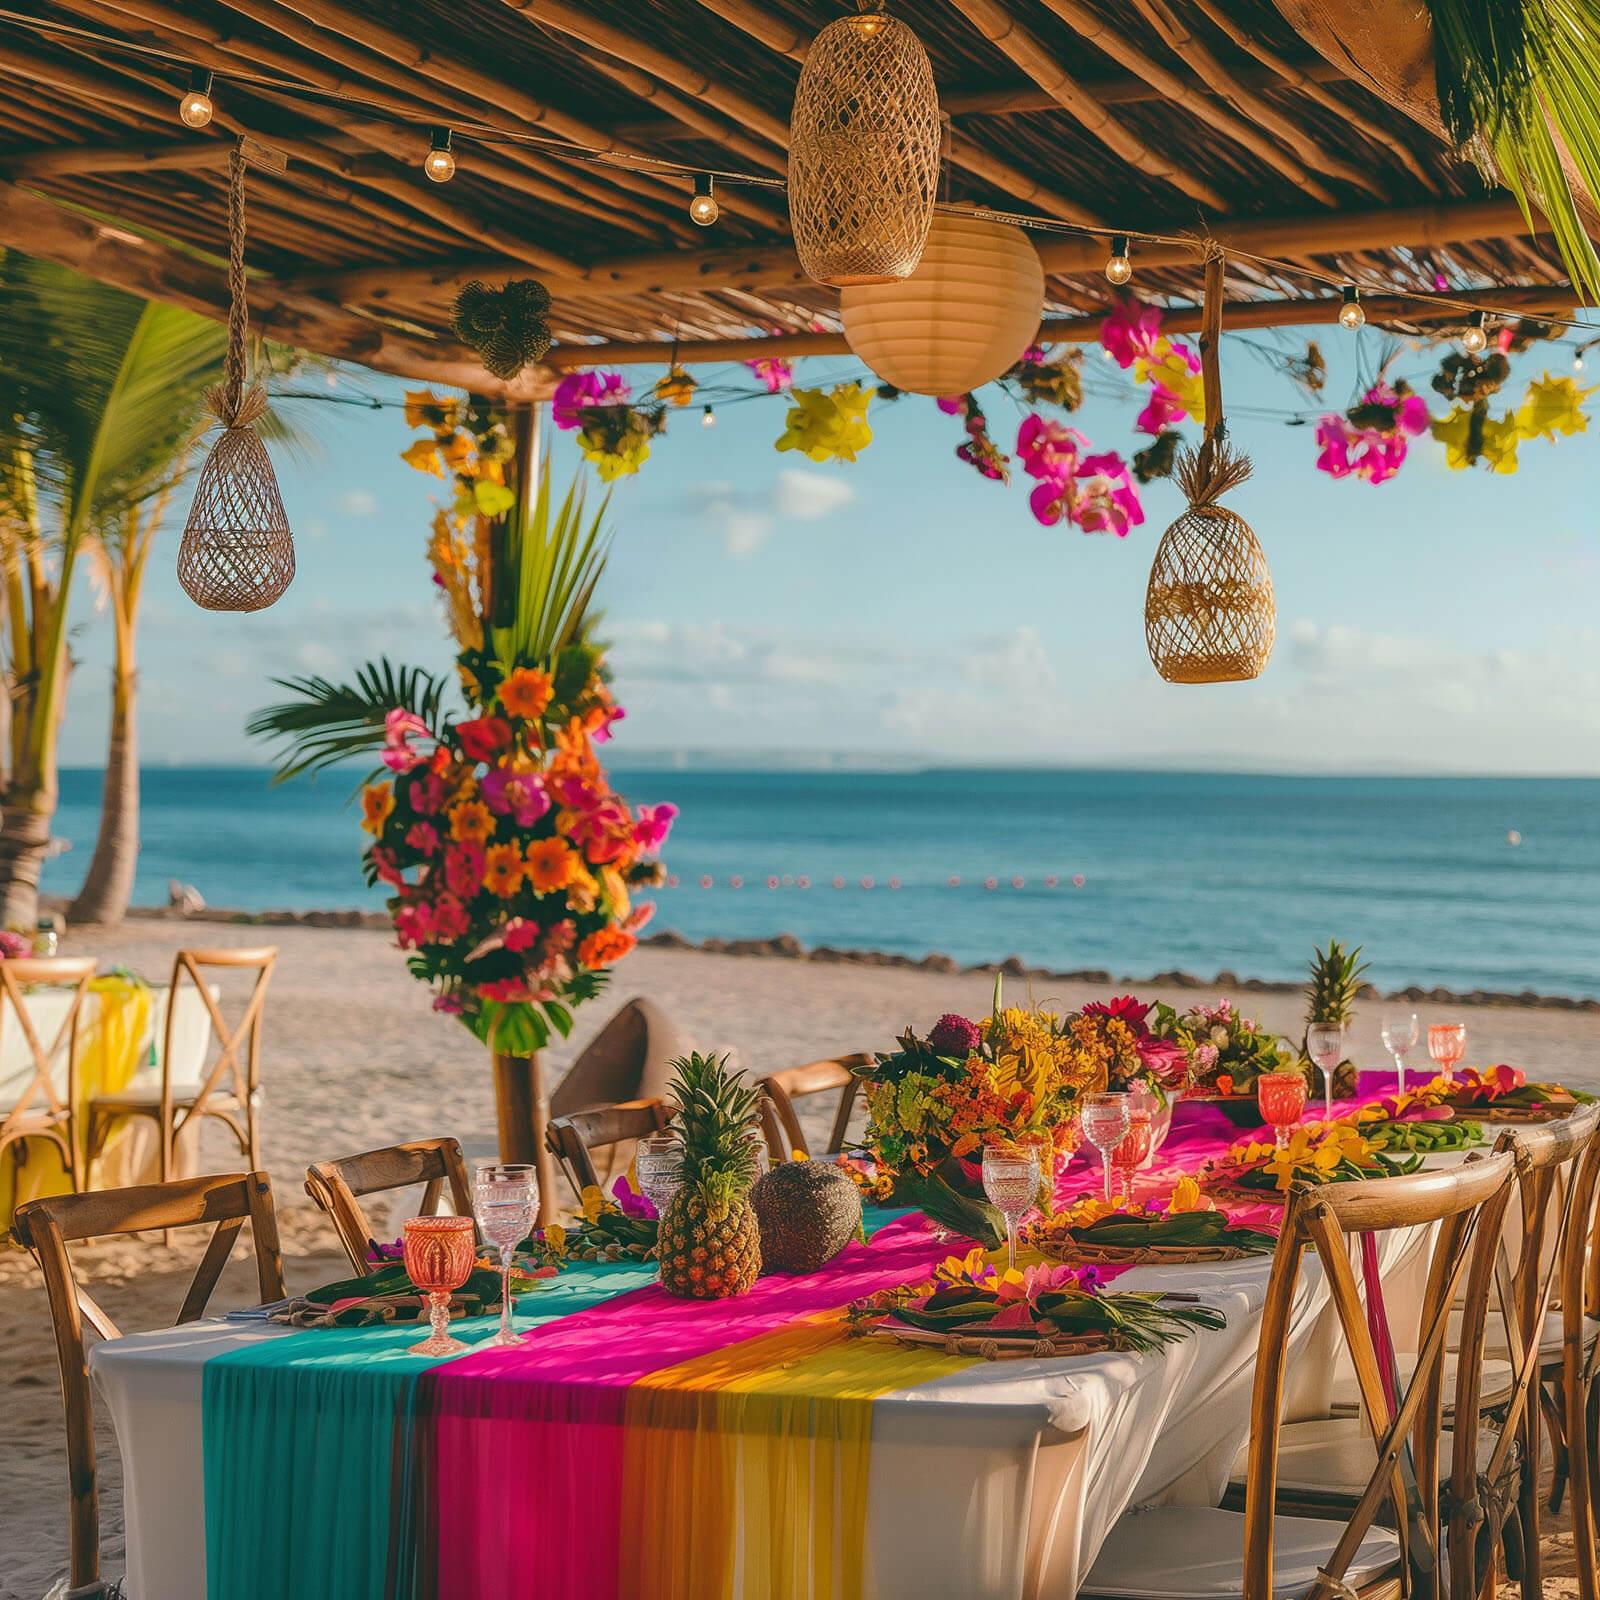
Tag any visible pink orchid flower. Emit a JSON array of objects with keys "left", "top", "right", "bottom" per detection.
[
  {"left": 633, "top": 801, "right": 679, "bottom": 854},
  {"left": 591, "top": 704, "right": 626, "bottom": 744},
  {"left": 552, "top": 369, "right": 630, "bottom": 429},
  {"left": 745, "top": 356, "right": 794, "bottom": 393},
  {"left": 1016, "top": 414, "right": 1087, "bottom": 482},
  {"left": 381, "top": 708, "right": 431, "bottom": 774},
  {"left": 1072, "top": 453, "right": 1143, "bottom": 538},
  {"left": 482, "top": 766, "right": 552, "bottom": 828},
  {"left": 1099, "top": 300, "right": 1165, "bottom": 368}
]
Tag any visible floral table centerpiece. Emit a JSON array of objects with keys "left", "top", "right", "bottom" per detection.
[
  {"left": 846, "top": 1248, "right": 1226, "bottom": 1357},
  {"left": 1028, "top": 1176, "right": 1279, "bottom": 1263},
  {"left": 1158, "top": 998, "right": 1294, "bottom": 1098},
  {"left": 1201, "top": 1120, "right": 1422, "bottom": 1199},
  {"left": 1417, "top": 1064, "right": 1589, "bottom": 1118}
]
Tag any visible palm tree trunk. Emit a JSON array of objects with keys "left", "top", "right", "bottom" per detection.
[
  {"left": 0, "top": 795, "right": 52, "bottom": 930},
  {"left": 67, "top": 656, "right": 137, "bottom": 925}
]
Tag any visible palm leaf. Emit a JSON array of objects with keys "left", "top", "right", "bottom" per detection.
[{"left": 246, "top": 657, "right": 453, "bottom": 784}]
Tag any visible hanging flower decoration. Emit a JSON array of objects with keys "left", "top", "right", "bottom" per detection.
[
  {"left": 1011, "top": 344, "right": 1083, "bottom": 409},
  {"left": 1100, "top": 300, "right": 1205, "bottom": 435},
  {"left": 1314, "top": 381, "right": 1431, "bottom": 485},
  {"left": 939, "top": 394, "right": 1009, "bottom": 482},
  {"left": 1430, "top": 405, "right": 1523, "bottom": 474},
  {"left": 1016, "top": 415, "right": 1143, "bottom": 536},
  {"left": 1515, "top": 372, "right": 1595, "bottom": 440},
  {"left": 652, "top": 367, "right": 697, "bottom": 407},
  {"left": 1132, "top": 429, "right": 1182, "bottom": 483},
  {"left": 576, "top": 406, "right": 664, "bottom": 481},
  {"left": 552, "top": 370, "right": 630, "bottom": 430},
  {"left": 746, "top": 355, "right": 795, "bottom": 393},
  {"left": 774, "top": 383, "right": 872, "bottom": 463}
]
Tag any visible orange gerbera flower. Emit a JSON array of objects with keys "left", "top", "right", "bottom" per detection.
[
  {"left": 360, "top": 782, "right": 394, "bottom": 835},
  {"left": 524, "top": 837, "right": 578, "bottom": 892},
  {"left": 483, "top": 842, "right": 525, "bottom": 897},
  {"left": 448, "top": 799, "right": 494, "bottom": 845},
  {"left": 577, "top": 927, "right": 636, "bottom": 969},
  {"left": 499, "top": 666, "right": 554, "bottom": 721}
]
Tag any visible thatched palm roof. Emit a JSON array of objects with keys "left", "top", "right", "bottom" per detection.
[{"left": 0, "top": 0, "right": 1576, "bottom": 397}]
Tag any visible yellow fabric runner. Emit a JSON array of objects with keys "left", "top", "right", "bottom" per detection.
[
  {"left": 1, "top": 974, "right": 152, "bottom": 1234},
  {"left": 620, "top": 1311, "right": 977, "bottom": 1600}
]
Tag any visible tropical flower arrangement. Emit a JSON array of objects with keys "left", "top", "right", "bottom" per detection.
[
  {"left": 1027, "top": 1175, "right": 1279, "bottom": 1257},
  {"left": 1158, "top": 998, "right": 1294, "bottom": 1096},
  {"left": 1415, "top": 1064, "right": 1588, "bottom": 1111},
  {"left": 1203, "top": 1120, "right": 1423, "bottom": 1196},
  {"left": 1066, "top": 995, "right": 1191, "bottom": 1098},
  {"left": 846, "top": 1247, "right": 1227, "bottom": 1354},
  {"left": 251, "top": 396, "right": 676, "bottom": 1059},
  {"left": 540, "top": 1179, "right": 659, "bottom": 1263}
]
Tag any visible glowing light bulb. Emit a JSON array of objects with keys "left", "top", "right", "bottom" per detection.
[
  {"left": 689, "top": 174, "right": 719, "bottom": 227},
  {"left": 1338, "top": 285, "right": 1364, "bottom": 330},
  {"left": 1104, "top": 233, "right": 1132, "bottom": 286},
  {"left": 179, "top": 69, "right": 214, "bottom": 129},
  {"left": 424, "top": 128, "right": 456, "bottom": 183},
  {"left": 1462, "top": 311, "right": 1489, "bottom": 354},
  {"left": 701, "top": 405, "right": 716, "bottom": 428},
  {"left": 1576, "top": 352, "right": 1586, "bottom": 373}
]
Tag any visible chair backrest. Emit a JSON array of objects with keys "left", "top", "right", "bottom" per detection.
[
  {"left": 546, "top": 1098, "right": 669, "bottom": 1194},
  {"left": 1240, "top": 1152, "right": 1517, "bottom": 1600},
  {"left": 0, "top": 956, "right": 96, "bottom": 1143},
  {"left": 758, "top": 1054, "right": 872, "bottom": 1160},
  {"left": 305, "top": 1136, "right": 475, "bottom": 1272},
  {"left": 12, "top": 1171, "right": 285, "bottom": 1593},
  {"left": 164, "top": 945, "right": 276, "bottom": 1121}
]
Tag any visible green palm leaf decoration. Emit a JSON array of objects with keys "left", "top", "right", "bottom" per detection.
[{"left": 247, "top": 658, "right": 452, "bottom": 783}]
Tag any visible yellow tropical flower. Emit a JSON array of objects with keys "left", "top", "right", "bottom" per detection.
[
  {"left": 1166, "top": 1175, "right": 1212, "bottom": 1214},
  {"left": 360, "top": 782, "right": 394, "bottom": 835},
  {"left": 400, "top": 437, "right": 444, "bottom": 477},
  {"left": 404, "top": 390, "right": 458, "bottom": 430},
  {"left": 579, "top": 1185, "right": 606, "bottom": 1224},
  {"left": 1515, "top": 372, "right": 1595, "bottom": 441},
  {"left": 775, "top": 383, "right": 872, "bottom": 463},
  {"left": 1431, "top": 405, "right": 1521, "bottom": 474},
  {"left": 543, "top": 1223, "right": 567, "bottom": 1256}
]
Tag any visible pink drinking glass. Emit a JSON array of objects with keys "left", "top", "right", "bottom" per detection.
[
  {"left": 1257, "top": 1070, "right": 1309, "bottom": 1151},
  {"left": 1428, "top": 1023, "right": 1467, "bottom": 1085},
  {"left": 1109, "top": 1110, "right": 1153, "bottom": 1203},
  {"left": 403, "top": 1215, "right": 478, "bottom": 1356}
]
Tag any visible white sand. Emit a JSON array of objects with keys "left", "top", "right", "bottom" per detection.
[{"left": 3, "top": 921, "right": 1595, "bottom": 1597}]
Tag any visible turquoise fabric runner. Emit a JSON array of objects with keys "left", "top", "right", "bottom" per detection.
[{"left": 202, "top": 1263, "right": 655, "bottom": 1600}]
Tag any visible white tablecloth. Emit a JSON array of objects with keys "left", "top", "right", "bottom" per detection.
[{"left": 89, "top": 1227, "right": 1426, "bottom": 1600}]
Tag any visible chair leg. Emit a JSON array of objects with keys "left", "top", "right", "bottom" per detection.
[
  {"left": 1518, "top": 1448, "right": 1543, "bottom": 1600},
  {"left": 1543, "top": 1378, "right": 1570, "bottom": 1513}
]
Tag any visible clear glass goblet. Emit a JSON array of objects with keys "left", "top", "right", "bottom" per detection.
[
  {"left": 634, "top": 1134, "right": 682, "bottom": 1277},
  {"left": 1381, "top": 1012, "right": 1419, "bottom": 1095},
  {"left": 475, "top": 1162, "right": 536, "bottom": 1348},
  {"left": 1306, "top": 1023, "right": 1345, "bottom": 1121},
  {"left": 1080, "top": 1091, "right": 1132, "bottom": 1205},
  {"left": 982, "top": 1145, "right": 1040, "bottom": 1272}
]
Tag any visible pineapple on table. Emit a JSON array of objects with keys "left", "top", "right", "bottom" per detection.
[
  {"left": 1302, "top": 939, "right": 1370, "bottom": 1093},
  {"left": 657, "top": 1053, "right": 764, "bottom": 1299}
]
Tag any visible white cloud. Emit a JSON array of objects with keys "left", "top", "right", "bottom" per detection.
[
  {"left": 339, "top": 489, "right": 378, "bottom": 517},
  {"left": 684, "top": 469, "right": 857, "bottom": 557}
]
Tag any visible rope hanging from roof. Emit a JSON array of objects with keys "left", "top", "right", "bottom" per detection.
[
  {"left": 787, "top": 0, "right": 942, "bottom": 287},
  {"left": 177, "top": 143, "right": 295, "bottom": 613},
  {"left": 1144, "top": 245, "right": 1276, "bottom": 684}
]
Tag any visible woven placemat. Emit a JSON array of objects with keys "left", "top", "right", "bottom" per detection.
[
  {"left": 867, "top": 1322, "right": 1119, "bottom": 1361},
  {"left": 1033, "top": 1236, "right": 1257, "bottom": 1265}
]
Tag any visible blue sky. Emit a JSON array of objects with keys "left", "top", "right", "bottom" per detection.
[{"left": 57, "top": 319, "right": 1600, "bottom": 775}]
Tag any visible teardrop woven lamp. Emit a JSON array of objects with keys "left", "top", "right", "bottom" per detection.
[
  {"left": 788, "top": 0, "right": 941, "bottom": 286},
  {"left": 177, "top": 145, "right": 295, "bottom": 612},
  {"left": 1144, "top": 247, "right": 1274, "bottom": 683},
  {"left": 839, "top": 209, "right": 1045, "bottom": 394}
]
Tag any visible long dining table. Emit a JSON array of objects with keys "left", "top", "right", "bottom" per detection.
[{"left": 87, "top": 1076, "right": 1530, "bottom": 1600}]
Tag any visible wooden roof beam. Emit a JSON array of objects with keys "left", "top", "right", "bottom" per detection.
[
  {"left": 514, "top": 0, "right": 1105, "bottom": 226},
  {"left": 3, "top": 141, "right": 232, "bottom": 178},
  {"left": 546, "top": 283, "right": 1580, "bottom": 365},
  {"left": 0, "top": 178, "right": 552, "bottom": 396}
]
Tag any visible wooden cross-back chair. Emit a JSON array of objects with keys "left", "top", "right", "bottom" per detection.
[
  {"left": 12, "top": 1171, "right": 284, "bottom": 1598},
  {"left": 1082, "top": 1152, "right": 1517, "bottom": 1600},
  {"left": 546, "top": 1098, "right": 669, "bottom": 1196},
  {"left": 85, "top": 945, "right": 276, "bottom": 1186},
  {"left": 0, "top": 956, "right": 96, "bottom": 1195},
  {"left": 757, "top": 1054, "right": 872, "bottom": 1162},
  {"left": 305, "top": 1136, "right": 475, "bottom": 1273}
]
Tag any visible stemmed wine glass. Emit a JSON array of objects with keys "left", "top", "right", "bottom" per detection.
[
  {"left": 634, "top": 1134, "right": 682, "bottom": 1278},
  {"left": 1080, "top": 1092, "right": 1132, "bottom": 1204},
  {"left": 1428, "top": 1022, "right": 1468, "bottom": 1085},
  {"left": 1381, "top": 1012, "right": 1419, "bottom": 1095},
  {"left": 1306, "top": 1023, "right": 1345, "bottom": 1121},
  {"left": 1109, "top": 1109, "right": 1153, "bottom": 1204},
  {"left": 1257, "top": 1070, "right": 1309, "bottom": 1151},
  {"left": 402, "top": 1215, "right": 478, "bottom": 1356},
  {"left": 474, "top": 1162, "right": 537, "bottom": 1348},
  {"left": 982, "top": 1145, "right": 1040, "bottom": 1271}
]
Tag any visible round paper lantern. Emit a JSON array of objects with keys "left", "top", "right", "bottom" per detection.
[
  {"left": 840, "top": 211, "right": 1045, "bottom": 395},
  {"left": 788, "top": 6, "right": 940, "bottom": 286}
]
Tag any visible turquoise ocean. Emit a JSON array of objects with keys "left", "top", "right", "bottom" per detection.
[{"left": 41, "top": 767, "right": 1600, "bottom": 1000}]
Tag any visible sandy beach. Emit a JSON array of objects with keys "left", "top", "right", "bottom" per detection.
[{"left": 4, "top": 920, "right": 1597, "bottom": 1598}]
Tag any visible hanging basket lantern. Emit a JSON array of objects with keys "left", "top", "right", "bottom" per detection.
[
  {"left": 839, "top": 209, "right": 1044, "bottom": 395},
  {"left": 788, "top": 0, "right": 941, "bottom": 286},
  {"left": 178, "top": 146, "right": 294, "bottom": 612},
  {"left": 1144, "top": 442, "right": 1274, "bottom": 683}
]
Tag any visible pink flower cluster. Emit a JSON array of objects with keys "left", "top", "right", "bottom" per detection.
[
  {"left": 552, "top": 370, "right": 631, "bottom": 430},
  {"left": 1099, "top": 301, "right": 1203, "bottom": 435},
  {"left": 1015, "top": 416, "right": 1144, "bottom": 536},
  {"left": 1314, "top": 383, "right": 1431, "bottom": 485},
  {"left": 745, "top": 356, "right": 794, "bottom": 394}
]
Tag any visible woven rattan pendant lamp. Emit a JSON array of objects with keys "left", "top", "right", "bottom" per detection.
[
  {"left": 1144, "top": 248, "right": 1275, "bottom": 683},
  {"left": 177, "top": 144, "right": 295, "bottom": 612},
  {"left": 788, "top": 0, "right": 941, "bottom": 286}
]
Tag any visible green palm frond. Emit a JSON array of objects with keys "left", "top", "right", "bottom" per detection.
[
  {"left": 490, "top": 453, "right": 611, "bottom": 674},
  {"left": 246, "top": 657, "right": 454, "bottom": 784}
]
